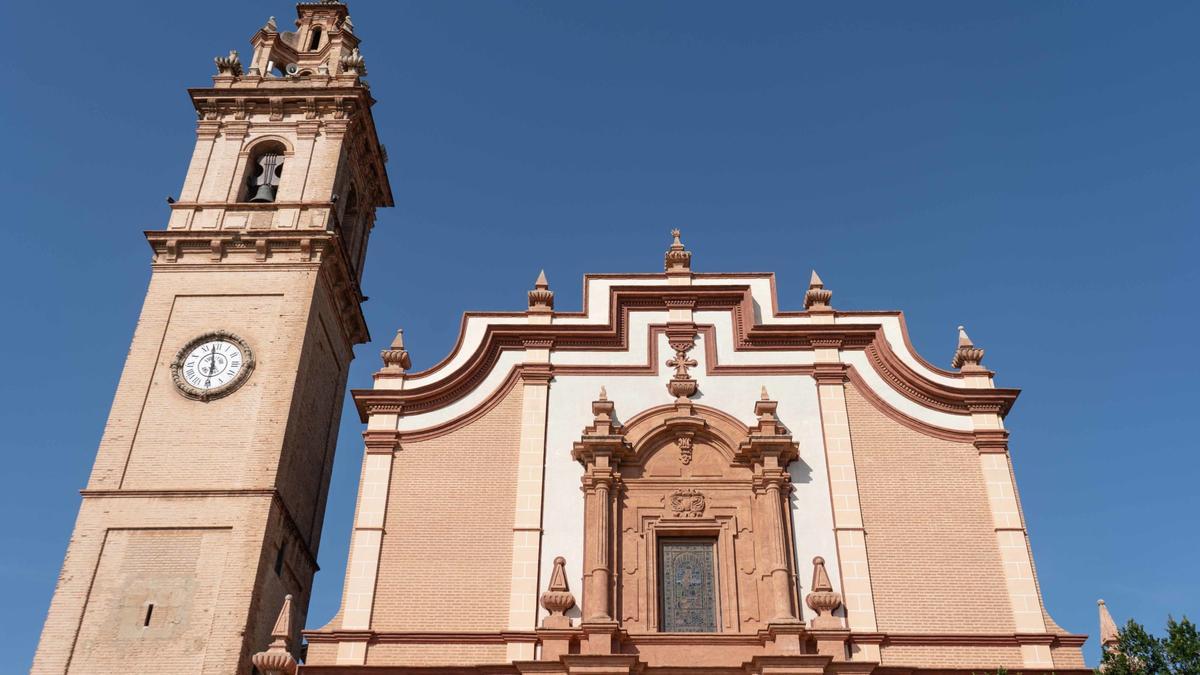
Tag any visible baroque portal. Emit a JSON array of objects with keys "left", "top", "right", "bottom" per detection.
[{"left": 572, "top": 389, "right": 802, "bottom": 636}]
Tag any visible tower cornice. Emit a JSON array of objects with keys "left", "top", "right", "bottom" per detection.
[{"left": 145, "top": 229, "right": 370, "bottom": 346}]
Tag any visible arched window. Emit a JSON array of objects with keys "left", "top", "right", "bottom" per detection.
[
  {"left": 245, "top": 142, "right": 286, "bottom": 203},
  {"left": 308, "top": 26, "right": 323, "bottom": 51}
]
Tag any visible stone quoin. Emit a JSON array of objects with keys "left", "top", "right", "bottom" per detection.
[{"left": 33, "top": 3, "right": 1092, "bottom": 674}]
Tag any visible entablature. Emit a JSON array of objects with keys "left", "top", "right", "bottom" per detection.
[{"left": 145, "top": 229, "right": 370, "bottom": 346}]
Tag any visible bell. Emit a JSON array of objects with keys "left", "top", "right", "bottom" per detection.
[{"left": 248, "top": 184, "right": 277, "bottom": 203}]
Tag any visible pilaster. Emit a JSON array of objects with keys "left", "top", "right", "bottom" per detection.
[
  {"left": 506, "top": 341, "right": 554, "bottom": 661},
  {"left": 336, "top": 423, "right": 399, "bottom": 665},
  {"left": 812, "top": 344, "right": 880, "bottom": 662},
  {"left": 954, "top": 329, "right": 1051, "bottom": 668}
]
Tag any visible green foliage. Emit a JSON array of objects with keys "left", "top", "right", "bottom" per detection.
[{"left": 1099, "top": 616, "right": 1200, "bottom": 674}]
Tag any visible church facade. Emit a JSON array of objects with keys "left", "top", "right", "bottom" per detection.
[{"left": 33, "top": 3, "right": 1090, "bottom": 674}]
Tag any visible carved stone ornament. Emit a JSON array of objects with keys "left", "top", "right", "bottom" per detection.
[
  {"left": 804, "top": 556, "right": 844, "bottom": 629},
  {"left": 539, "top": 556, "right": 576, "bottom": 628},
  {"left": 804, "top": 270, "right": 833, "bottom": 312},
  {"left": 380, "top": 329, "right": 412, "bottom": 372},
  {"left": 666, "top": 346, "right": 698, "bottom": 401},
  {"left": 951, "top": 325, "right": 985, "bottom": 370},
  {"left": 169, "top": 330, "right": 256, "bottom": 403},
  {"left": 251, "top": 594, "right": 297, "bottom": 675},
  {"left": 677, "top": 435, "right": 694, "bottom": 465},
  {"left": 340, "top": 47, "right": 367, "bottom": 76},
  {"left": 214, "top": 50, "right": 243, "bottom": 77},
  {"left": 664, "top": 228, "right": 692, "bottom": 275},
  {"left": 528, "top": 270, "right": 554, "bottom": 313},
  {"left": 668, "top": 488, "right": 706, "bottom": 518}
]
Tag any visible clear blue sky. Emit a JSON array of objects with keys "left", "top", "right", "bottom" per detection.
[{"left": 1, "top": 1, "right": 1196, "bottom": 670}]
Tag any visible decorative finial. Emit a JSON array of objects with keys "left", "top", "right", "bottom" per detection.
[
  {"left": 214, "top": 50, "right": 243, "bottom": 77},
  {"left": 951, "top": 325, "right": 985, "bottom": 371},
  {"left": 342, "top": 15, "right": 355, "bottom": 33},
  {"left": 250, "top": 595, "right": 298, "bottom": 675},
  {"left": 380, "top": 329, "right": 412, "bottom": 372},
  {"left": 804, "top": 270, "right": 833, "bottom": 312},
  {"left": 339, "top": 47, "right": 367, "bottom": 77},
  {"left": 1098, "top": 599, "right": 1120, "bottom": 649},
  {"left": 664, "top": 228, "right": 693, "bottom": 276},
  {"left": 752, "top": 387, "right": 783, "bottom": 435},
  {"left": 528, "top": 270, "right": 554, "bottom": 313},
  {"left": 264, "top": 16, "right": 278, "bottom": 32},
  {"left": 539, "top": 556, "right": 577, "bottom": 628},
  {"left": 805, "top": 556, "right": 844, "bottom": 629},
  {"left": 586, "top": 387, "right": 618, "bottom": 435}
]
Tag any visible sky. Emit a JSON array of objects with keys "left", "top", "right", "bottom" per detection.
[{"left": 1, "top": 1, "right": 1197, "bottom": 670}]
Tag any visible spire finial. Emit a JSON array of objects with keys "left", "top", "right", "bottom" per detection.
[
  {"left": 805, "top": 556, "right": 844, "bottom": 628},
  {"left": 579, "top": 386, "right": 619, "bottom": 438},
  {"left": 251, "top": 595, "right": 298, "bottom": 675},
  {"left": 751, "top": 386, "right": 781, "bottom": 433},
  {"left": 951, "top": 325, "right": 985, "bottom": 370},
  {"left": 664, "top": 228, "right": 693, "bottom": 276},
  {"left": 804, "top": 270, "right": 833, "bottom": 312},
  {"left": 539, "top": 556, "right": 577, "bottom": 628},
  {"left": 528, "top": 270, "right": 554, "bottom": 313},
  {"left": 380, "top": 329, "right": 412, "bottom": 372},
  {"left": 1098, "top": 598, "right": 1120, "bottom": 649},
  {"left": 264, "top": 16, "right": 277, "bottom": 32}
]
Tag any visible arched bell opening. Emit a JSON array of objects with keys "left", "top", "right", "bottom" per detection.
[{"left": 240, "top": 140, "right": 288, "bottom": 203}]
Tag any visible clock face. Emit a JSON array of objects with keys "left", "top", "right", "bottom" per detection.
[
  {"left": 171, "top": 332, "right": 254, "bottom": 401},
  {"left": 182, "top": 340, "right": 244, "bottom": 391}
]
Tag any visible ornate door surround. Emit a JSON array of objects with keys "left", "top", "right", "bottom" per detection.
[{"left": 571, "top": 389, "right": 802, "bottom": 639}]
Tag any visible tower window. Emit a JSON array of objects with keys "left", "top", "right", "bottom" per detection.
[
  {"left": 246, "top": 144, "right": 286, "bottom": 203},
  {"left": 308, "top": 26, "right": 323, "bottom": 51},
  {"left": 659, "top": 538, "right": 718, "bottom": 632},
  {"left": 143, "top": 603, "right": 155, "bottom": 627}
]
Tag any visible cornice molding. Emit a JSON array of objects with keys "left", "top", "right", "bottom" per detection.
[
  {"left": 352, "top": 284, "right": 1018, "bottom": 432},
  {"left": 145, "top": 229, "right": 370, "bottom": 346},
  {"left": 80, "top": 487, "right": 319, "bottom": 572}
]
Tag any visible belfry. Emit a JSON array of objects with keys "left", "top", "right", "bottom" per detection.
[
  {"left": 34, "top": 3, "right": 1093, "bottom": 674},
  {"left": 33, "top": 2, "right": 389, "bottom": 673}
]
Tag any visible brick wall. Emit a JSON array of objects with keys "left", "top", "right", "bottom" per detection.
[
  {"left": 844, "top": 383, "right": 1015, "bottom": 635},
  {"left": 369, "top": 385, "right": 524, "bottom": 634}
]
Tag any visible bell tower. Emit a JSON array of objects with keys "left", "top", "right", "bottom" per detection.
[{"left": 32, "top": 2, "right": 391, "bottom": 673}]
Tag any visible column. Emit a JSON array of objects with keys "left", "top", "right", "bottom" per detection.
[{"left": 762, "top": 473, "right": 797, "bottom": 622}]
